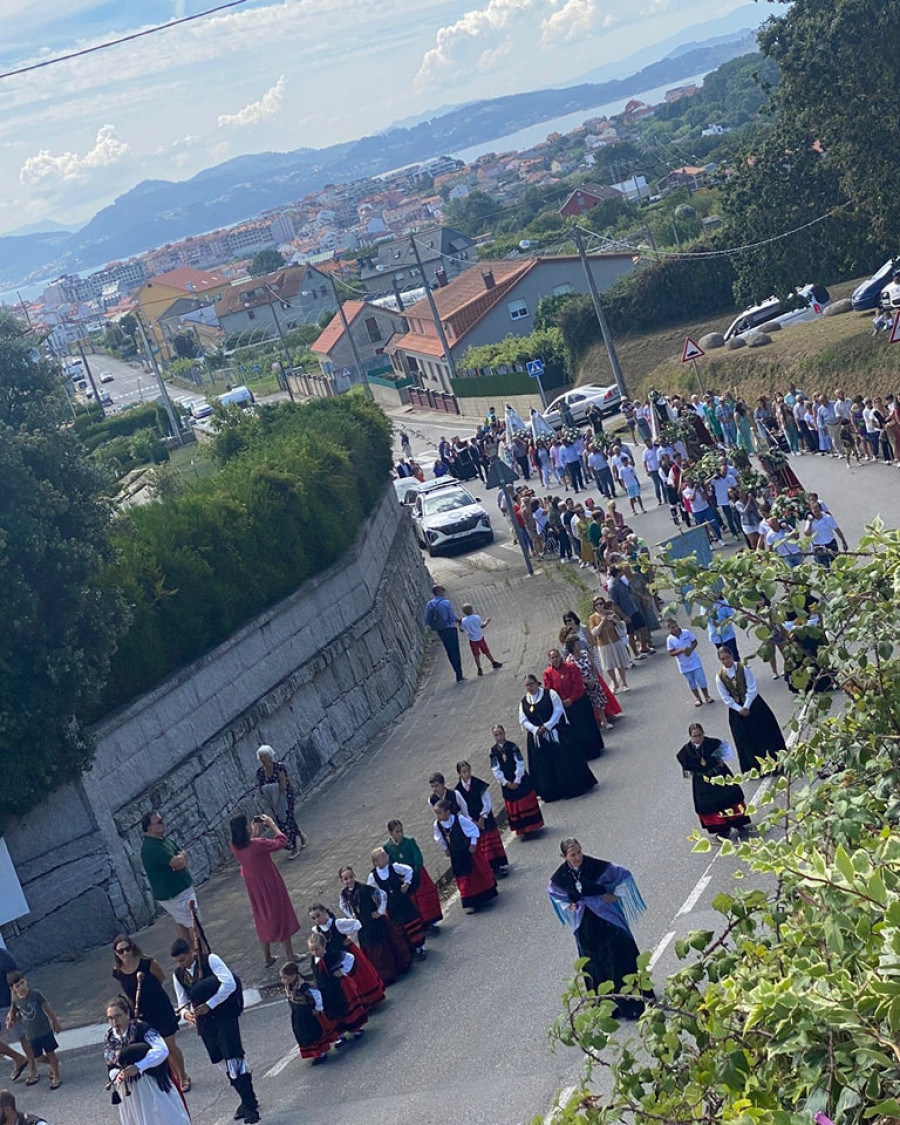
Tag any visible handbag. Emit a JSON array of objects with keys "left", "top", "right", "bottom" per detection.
[{"left": 259, "top": 780, "right": 287, "bottom": 822}]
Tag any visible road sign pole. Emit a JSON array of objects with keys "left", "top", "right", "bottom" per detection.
[
  {"left": 691, "top": 357, "right": 705, "bottom": 396},
  {"left": 535, "top": 369, "right": 547, "bottom": 409},
  {"left": 501, "top": 480, "right": 534, "bottom": 576}
]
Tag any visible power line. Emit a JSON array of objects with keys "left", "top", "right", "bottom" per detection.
[{"left": 0, "top": 0, "right": 250, "bottom": 82}]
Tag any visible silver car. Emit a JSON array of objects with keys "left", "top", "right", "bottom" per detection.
[
  {"left": 411, "top": 485, "right": 493, "bottom": 556},
  {"left": 542, "top": 383, "right": 622, "bottom": 429}
]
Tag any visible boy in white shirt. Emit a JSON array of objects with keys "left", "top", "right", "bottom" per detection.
[{"left": 459, "top": 604, "right": 503, "bottom": 676}]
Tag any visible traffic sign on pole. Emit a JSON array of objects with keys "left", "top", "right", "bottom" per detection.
[
  {"left": 682, "top": 336, "right": 705, "bottom": 362},
  {"left": 890, "top": 312, "right": 900, "bottom": 344},
  {"left": 526, "top": 358, "right": 545, "bottom": 377}
]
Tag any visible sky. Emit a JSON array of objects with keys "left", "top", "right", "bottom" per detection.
[{"left": 0, "top": 0, "right": 753, "bottom": 236}]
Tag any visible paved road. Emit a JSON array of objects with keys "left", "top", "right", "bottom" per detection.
[
  {"left": 16, "top": 422, "right": 897, "bottom": 1125},
  {"left": 67, "top": 350, "right": 208, "bottom": 415}
]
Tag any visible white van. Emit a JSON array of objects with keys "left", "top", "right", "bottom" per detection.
[{"left": 217, "top": 385, "right": 255, "bottom": 409}]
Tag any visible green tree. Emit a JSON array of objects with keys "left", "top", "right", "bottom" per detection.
[
  {"left": 758, "top": 0, "right": 900, "bottom": 245},
  {"left": 0, "top": 312, "right": 126, "bottom": 822},
  {"left": 249, "top": 248, "right": 286, "bottom": 277},
  {"left": 550, "top": 525, "right": 900, "bottom": 1123}
]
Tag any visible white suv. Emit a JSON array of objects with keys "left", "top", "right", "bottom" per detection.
[{"left": 411, "top": 485, "right": 493, "bottom": 556}]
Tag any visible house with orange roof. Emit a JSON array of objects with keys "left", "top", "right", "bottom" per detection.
[
  {"left": 136, "top": 267, "right": 233, "bottom": 357},
  {"left": 310, "top": 300, "right": 407, "bottom": 391},
  {"left": 387, "top": 252, "right": 636, "bottom": 394}
]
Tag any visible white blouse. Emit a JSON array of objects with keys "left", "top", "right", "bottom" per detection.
[{"left": 716, "top": 664, "right": 758, "bottom": 711}]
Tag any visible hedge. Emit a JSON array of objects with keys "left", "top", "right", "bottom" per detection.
[{"left": 94, "top": 395, "right": 392, "bottom": 714}]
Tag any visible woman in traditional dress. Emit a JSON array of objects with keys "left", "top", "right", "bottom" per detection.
[
  {"left": 104, "top": 996, "right": 190, "bottom": 1125},
  {"left": 255, "top": 745, "right": 305, "bottom": 858},
  {"left": 338, "top": 866, "right": 412, "bottom": 985},
  {"left": 432, "top": 798, "right": 498, "bottom": 912},
  {"left": 306, "top": 933, "right": 367, "bottom": 1049},
  {"left": 111, "top": 936, "right": 189, "bottom": 1091},
  {"left": 547, "top": 839, "right": 650, "bottom": 1019},
  {"left": 367, "top": 848, "right": 427, "bottom": 959},
  {"left": 489, "top": 724, "right": 544, "bottom": 838},
  {"left": 229, "top": 813, "right": 300, "bottom": 968},
  {"left": 676, "top": 723, "right": 751, "bottom": 841},
  {"left": 455, "top": 761, "right": 509, "bottom": 876},
  {"left": 306, "top": 904, "right": 384, "bottom": 1010},
  {"left": 279, "top": 961, "right": 338, "bottom": 1066},
  {"left": 384, "top": 820, "right": 443, "bottom": 932},
  {"left": 518, "top": 674, "right": 597, "bottom": 802},
  {"left": 715, "top": 647, "right": 785, "bottom": 772}
]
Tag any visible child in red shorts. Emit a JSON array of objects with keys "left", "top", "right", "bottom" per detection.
[{"left": 458, "top": 603, "right": 503, "bottom": 677}]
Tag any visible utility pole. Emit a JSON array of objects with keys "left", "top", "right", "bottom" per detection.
[
  {"left": 261, "top": 286, "right": 296, "bottom": 402},
  {"left": 330, "top": 277, "right": 372, "bottom": 399},
  {"left": 76, "top": 340, "right": 106, "bottom": 421},
  {"left": 573, "top": 227, "right": 628, "bottom": 400},
  {"left": 135, "top": 313, "right": 184, "bottom": 447},
  {"left": 409, "top": 235, "right": 457, "bottom": 386}
]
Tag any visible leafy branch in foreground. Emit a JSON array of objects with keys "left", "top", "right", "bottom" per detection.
[{"left": 549, "top": 522, "right": 900, "bottom": 1125}]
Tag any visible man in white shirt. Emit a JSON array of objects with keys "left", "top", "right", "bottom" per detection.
[
  {"left": 641, "top": 439, "right": 665, "bottom": 504},
  {"left": 586, "top": 445, "right": 616, "bottom": 498},
  {"left": 804, "top": 501, "right": 847, "bottom": 567},
  {"left": 763, "top": 516, "right": 803, "bottom": 568}
]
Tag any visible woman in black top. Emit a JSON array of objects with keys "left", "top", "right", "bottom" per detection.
[
  {"left": 338, "top": 866, "right": 412, "bottom": 986},
  {"left": 111, "top": 935, "right": 188, "bottom": 1090}
]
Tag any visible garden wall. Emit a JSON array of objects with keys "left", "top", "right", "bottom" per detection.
[{"left": 2, "top": 489, "right": 431, "bottom": 966}]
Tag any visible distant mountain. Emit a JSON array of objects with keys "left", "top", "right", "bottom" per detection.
[
  {"left": 564, "top": 3, "right": 765, "bottom": 86},
  {"left": 2, "top": 36, "right": 762, "bottom": 289},
  {"left": 6, "top": 219, "right": 77, "bottom": 237}
]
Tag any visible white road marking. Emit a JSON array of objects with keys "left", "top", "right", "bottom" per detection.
[
  {"left": 543, "top": 1084, "right": 578, "bottom": 1124},
  {"left": 647, "top": 930, "right": 676, "bottom": 971},
  {"left": 675, "top": 872, "right": 713, "bottom": 918},
  {"left": 264, "top": 1050, "right": 296, "bottom": 1080}
]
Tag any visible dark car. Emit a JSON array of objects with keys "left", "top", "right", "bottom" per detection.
[{"left": 852, "top": 257, "right": 897, "bottom": 311}]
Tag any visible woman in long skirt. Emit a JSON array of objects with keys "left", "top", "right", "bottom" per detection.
[
  {"left": 518, "top": 676, "right": 597, "bottom": 802},
  {"left": 563, "top": 611, "right": 624, "bottom": 714},
  {"left": 547, "top": 839, "right": 651, "bottom": 1019},
  {"left": 455, "top": 761, "right": 509, "bottom": 876},
  {"left": 432, "top": 799, "right": 498, "bottom": 912},
  {"left": 307, "top": 904, "right": 384, "bottom": 1010},
  {"left": 384, "top": 820, "right": 443, "bottom": 931},
  {"left": 489, "top": 725, "right": 544, "bottom": 838},
  {"left": 306, "top": 933, "right": 367, "bottom": 1048},
  {"left": 279, "top": 962, "right": 339, "bottom": 1066},
  {"left": 589, "top": 598, "right": 630, "bottom": 693},
  {"left": 367, "top": 848, "right": 427, "bottom": 958},
  {"left": 676, "top": 723, "right": 751, "bottom": 840},
  {"left": 104, "top": 997, "right": 190, "bottom": 1125},
  {"left": 229, "top": 813, "right": 300, "bottom": 968},
  {"left": 338, "top": 867, "right": 411, "bottom": 986},
  {"left": 562, "top": 634, "right": 612, "bottom": 731},
  {"left": 715, "top": 648, "right": 785, "bottom": 772}
]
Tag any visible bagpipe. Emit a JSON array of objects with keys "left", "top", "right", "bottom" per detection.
[
  {"left": 106, "top": 1041, "right": 151, "bottom": 1104},
  {"left": 182, "top": 900, "right": 243, "bottom": 1027}
]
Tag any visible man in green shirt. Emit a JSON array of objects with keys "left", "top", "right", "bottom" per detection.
[{"left": 140, "top": 810, "right": 200, "bottom": 942}]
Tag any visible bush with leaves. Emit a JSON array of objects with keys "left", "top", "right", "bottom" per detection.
[
  {"left": 95, "top": 393, "right": 392, "bottom": 713},
  {"left": 0, "top": 311, "right": 127, "bottom": 824},
  {"left": 550, "top": 525, "right": 900, "bottom": 1124}
]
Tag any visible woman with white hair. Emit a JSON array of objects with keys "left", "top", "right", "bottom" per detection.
[{"left": 255, "top": 745, "right": 306, "bottom": 858}]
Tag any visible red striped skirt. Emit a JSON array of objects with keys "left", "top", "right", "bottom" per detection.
[
  {"left": 397, "top": 912, "right": 425, "bottom": 951},
  {"left": 411, "top": 866, "right": 443, "bottom": 925},
  {"left": 337, "top": 976, "right": 368, "bottom": 1033},
  {"left": 455, "top": 851, "right": 498, "bottom": 910},
  {"left": 504, "top": 789, "right": 544, "bottom": 836},
  {"left": 291, "top": 1006, "right": 338, "bottom": 1058},
  {"left": 477, "top": 825, "right": 508, "bottom": 868},
  {"left": 348, "top": 946, "right": 385, "bottom": 1009},
  {"left": 699, "top": 803, "right": 750, "bottom": 834}
]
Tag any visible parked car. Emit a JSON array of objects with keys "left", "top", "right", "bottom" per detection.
[
  {"left": 725, "top": 284, "right": 830, "bottom": 340},
  {"left": 99, "top": 390, "right": 113, "bottom": 406},
  {"left": 190, "top": 401, "right": 214, "bottom": 419},
  {"left": 852, "top": 257, "right": 898, "bottom": 311},
  {"left": 392, "top": 477, "right": 455, "bottom": 509},
  {"left": 99, "top": 372, "right": 114, "bottom": 383},
  {"left": 411, "top": 485, "right": 493, "bottom": 556},
  {"left": 879, "top": 271, "right": 900, "bottom": 311},
  {"left": 218, "top": 385, "right": 255, "bottom": 408},
  {"left": 542, "top": 383, "right": 622, "bottom": 429}
]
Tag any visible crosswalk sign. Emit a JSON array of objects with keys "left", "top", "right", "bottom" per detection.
[
  {"left": 890, "top": 312, "right": 900, "bottom": 344},
  {"left": 682, "top": 337, "right": 705, "bottom": 362},
  {"left": 526, "top": 358, "right": 544, "bottom": 377}
]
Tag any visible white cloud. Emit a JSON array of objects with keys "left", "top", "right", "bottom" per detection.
[
  {"left": 416, "top": 0, "right": 538, "bottom": 90},
  {"left": 19, "top": 124, "right": 128, "bottom": 186},
  {"left": 540, "top": 0, "right": 596, "bottom": 46},
  {"left": 218, "top": 75, "right": 286, "bottom": 129}
]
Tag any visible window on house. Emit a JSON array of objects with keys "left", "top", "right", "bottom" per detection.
[
  {"left": 552, "top": 284, "right": 574, "bottom": 296},
  {"left": 365, "top": 317, "right": 382, "bottom": 343},
  {"left": 508, "top": 299, "right": 529, "bottom": 321}
]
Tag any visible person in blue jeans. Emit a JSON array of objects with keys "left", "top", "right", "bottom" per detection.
[
  {"left": 424, "top": 584, "right": 464, "bottom": 681},
  {"left": 682, "top": 477, "right": 723, "bottom": 545}
]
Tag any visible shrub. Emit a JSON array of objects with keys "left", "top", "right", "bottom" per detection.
[{"left": 94, "top": 394, "right": 391, "bottom": 714}]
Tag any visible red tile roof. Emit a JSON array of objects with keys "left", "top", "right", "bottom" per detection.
[
  {"left": 144, "top": 267, "right": 230, "bottom": 292},
  {"left": 401, "top": 259, "right": 536, "bottom": 342},
  {"left": 386, "top": 331, "right": 447, "bottom": 358},
  {"left": 311, "top": 301, "right": 365, "bottom": 354}
]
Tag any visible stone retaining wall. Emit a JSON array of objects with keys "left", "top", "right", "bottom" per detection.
[{"left": 3, "top": 489, "right": 432, "bottom": 966}]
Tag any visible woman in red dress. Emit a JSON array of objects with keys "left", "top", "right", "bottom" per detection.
[
  {"left": 229, "top": 813, "right": 300, "bottom": 968},
  {"left": 432, "top": 798, "right": 498, "bottom": 912}
]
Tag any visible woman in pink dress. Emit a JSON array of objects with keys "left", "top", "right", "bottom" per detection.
[{"left": 230, "top": 813, "right": 300, "bottom": 968}]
